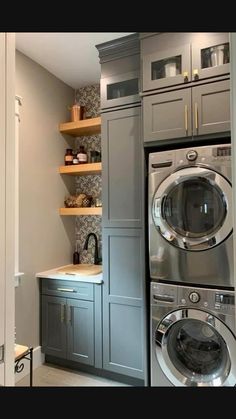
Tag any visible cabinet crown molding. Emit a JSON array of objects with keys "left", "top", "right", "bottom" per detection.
[{"left": 96, "top": 33, "right": 140, "bottom": 63}]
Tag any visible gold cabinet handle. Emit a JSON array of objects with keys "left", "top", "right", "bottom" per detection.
[
  {"left": 193, "top": 69, "right": 199, "bottom": 81},
  {"left": 57, "top": 287, "right": 75, "bottom": 293},
  {"left": 61, "top": 304, "right": 66, "bottom": 323},
  {"left": 194, "top": 103, "right": 198, "bottom": 131},
  {"left": 184, "top": 105, "right": 188, "bottom": 133},
  {"left": 67, "top": 305, "right": 72, "bottom": 324},
  {"left": 183, "top": 71, "right": 188, "bottom": 83}
]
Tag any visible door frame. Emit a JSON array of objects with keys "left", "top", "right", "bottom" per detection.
[{"left": 0, "top": 33, "right": 15, "bottom": 386}]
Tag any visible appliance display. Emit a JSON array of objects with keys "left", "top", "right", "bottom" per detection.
[{"left": 148, "top": 144, "right": 233, "bottom": 288}]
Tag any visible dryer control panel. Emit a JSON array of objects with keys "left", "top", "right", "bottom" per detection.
[{"left": 151, "top": 282, "right": 235, "bottom": 314}]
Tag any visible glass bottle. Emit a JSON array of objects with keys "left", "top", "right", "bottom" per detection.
[
  {"left": 77, "top": 145, "right": 88, "bottom": 164},
  {"left": 64, "top": 148, "right": 73, "bottom": 165},
  {"left": 72, "top": 151, "right": 79, "bottom": 165}
]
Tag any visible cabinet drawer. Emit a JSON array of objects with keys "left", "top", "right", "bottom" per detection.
[{"left": 41, "top": 279, "right": 94, "bottom": 301}]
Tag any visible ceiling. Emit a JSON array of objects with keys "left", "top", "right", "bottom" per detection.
[{"left": 16, "top": 33, "right": 134, "bottom": 89}]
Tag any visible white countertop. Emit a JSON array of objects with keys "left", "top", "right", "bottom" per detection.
[{"left": 36, "top": 265, "right": 103, "bottom": 284}]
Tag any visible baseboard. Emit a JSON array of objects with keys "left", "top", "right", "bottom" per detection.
[{"left": 15, "top": 346, "right": 45, "bottom": 384}]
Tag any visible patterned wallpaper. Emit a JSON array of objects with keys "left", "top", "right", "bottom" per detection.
[{"left": 75, "top": 84, "right": 102, "bottom": 264}]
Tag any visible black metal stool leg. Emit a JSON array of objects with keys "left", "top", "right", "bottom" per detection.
[{"left": 29, "top": 348, "right": 33, "bottom": 387}]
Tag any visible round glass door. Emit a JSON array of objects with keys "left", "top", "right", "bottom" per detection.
[
  {"left": 155, "top": 309, "right": 236, "bottom": 387},
  {"left": 152, "top": 167, "right": 232, "bottom": 251}
]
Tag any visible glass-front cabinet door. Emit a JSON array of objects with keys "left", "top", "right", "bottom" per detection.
[
  {"left": 101, "top": 70, "right": 140, "bottom": 110},
  {"left": 142, "top": 44, "right": 191, "bottom": 91},
  {"left": 191, "top": 33, "right": 230, "bottom": 81}
]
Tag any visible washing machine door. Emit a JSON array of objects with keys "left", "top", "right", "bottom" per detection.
[
  {"left": 152, "top": 166, "right": 232, "bottom": 251},
  {"left": 155, "top": 308, "right": 236, "bottom": 386}
]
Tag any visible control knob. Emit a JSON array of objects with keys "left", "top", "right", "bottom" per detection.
[
  {"left": 189, "top": 291, "right": 200, "bottom": 303},
  {"left": 186, "top": 150, "right": 198, "bottom": 161}
]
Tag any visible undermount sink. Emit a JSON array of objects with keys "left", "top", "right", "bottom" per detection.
[
  {"left": 56, "top": 264, "right": 102, "bottom": 276},
  {"left": 36, "top": 263, "right": 103, "bottom": 284}
]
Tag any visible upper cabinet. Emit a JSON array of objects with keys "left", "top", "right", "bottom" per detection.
[
  {"left": 101, "top": 70, "right": 140, "bottom": 110},
  {"left": 97, "top": 34, "right": 141, "bottom": 110},
  {"left": 141, "top": 32, "right": 230, "bottom": 92},
  {"left": 143, "top": 79, "right": 230, "bottom": 142}
]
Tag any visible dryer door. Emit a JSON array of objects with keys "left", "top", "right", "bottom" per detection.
[
  {"left": 152, "top": 166, "right": 232, "bottom": 251},
  {"left": 155, "top": 308, "right": 236, "bottom": 387}
]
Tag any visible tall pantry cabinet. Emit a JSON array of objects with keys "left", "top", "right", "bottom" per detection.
[{"left": 96, "top": 34, "right": 147, "bottom": 383}]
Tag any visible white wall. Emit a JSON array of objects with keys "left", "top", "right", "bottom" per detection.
[{"left": 15, "top": 50, "right": 75, "bottom": 348}]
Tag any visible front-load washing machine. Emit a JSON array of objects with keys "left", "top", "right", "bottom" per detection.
[
  {"left": 151, "top": 282, "right": 236, "bottom": 386},
  {"left": 149, "top": 143, "right": 233, "bottom": 288}
]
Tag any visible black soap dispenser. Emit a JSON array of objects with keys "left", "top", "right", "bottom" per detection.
[{"left": 73, "top": 242, "right": 80, "bottom": 265}]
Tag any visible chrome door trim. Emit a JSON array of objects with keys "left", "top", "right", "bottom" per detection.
[
  {"left": 152, "top": 166, "right": 232, "bottom": 251},
  {"left": 155, "top": 308, "right": 236, "bottom": 387}
]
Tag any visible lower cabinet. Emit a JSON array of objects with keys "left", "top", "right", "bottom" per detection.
[
  {"left": 102, "top": 228, "right": 145, "bottom": 380},
  {"left": 41, "top": 280, "right": 96, "bottom": 366}
]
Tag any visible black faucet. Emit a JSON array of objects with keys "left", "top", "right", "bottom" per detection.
[{"left": 83, "top": 233, "right": 99, "bottom": 265}]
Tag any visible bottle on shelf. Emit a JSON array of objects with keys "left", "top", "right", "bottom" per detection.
[
  {"left": 77, "top": 145, "right": 88, "bottom": 164},
  {"left": 64, "top": 148, "right": 73, "bottom": 165},
  {"left": 72, "top": 151, "right": 79, "bottom": 165}
]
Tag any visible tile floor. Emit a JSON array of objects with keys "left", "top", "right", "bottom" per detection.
[{"left": 16, "top": 363, "right": 128, "bottom": 387}]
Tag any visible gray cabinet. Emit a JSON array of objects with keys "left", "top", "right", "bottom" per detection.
[
  {"left": 141, "top": 32, "right": 230, "bottom": 92},
  {"left": 102, "top": 228, "right": 144, "bottom": 379},
  {"left": 41, "top": 279, "right": 96, "bottom": 367},
  {"left": 101, "top": 70, "right": 140, "bottom": 110},
  {"left": 191, "top": 33, "right": 230, "bottom": 82},
  {"left": 67, "top": 299, "right": 94, "bottom": 365},
  {"left": 97, "top": 33, "right": 146, "bottom": 384},
  {"left": 143, "top": 79, "right": 230, "bottom": 142},
  {"left": 102, "top": 106, "right": 142, "bottom": 228},
  {"left": 143, "top": 42, "right": 191, "bottom": 92},
  {"left": 192, "top": 80, "right": 230, "bottom": 136},
  {"left": 97, "top": 33, "right": 140, "bottom": 110},
  {"left": 143, "top": 88, "right": 191, "bottom": 142},
  {"left": 42, "top": 295, "right": 67, "bottom": 359}
]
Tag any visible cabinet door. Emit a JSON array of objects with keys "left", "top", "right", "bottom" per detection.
[
  {"left": 67, "top": 299, "right": 94, "bottom": 366},
  {"left": 101, "top": 70, "right": 140, "bottom": 109},
  {"left": 143, "top": 89, "right": 191, "bottom": 142},
  {"left": 102, "top": 228, "right": 144, "bottom": 379},
  {"left": 192, "top": 33, "right": 230, "bottom": 81},
  {"left": 41, "top": 295, "right": 67, "bottom": 359},
  {"left": 102, "top": 106, "right": 142, "bottom": 228},
  {"left": 192, "top": 79, "right": 230, "bottom": 136},
  {"left": 142, "top": 43, "right": 191, "bottom": 91}
]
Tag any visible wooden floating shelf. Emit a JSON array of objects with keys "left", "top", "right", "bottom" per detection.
[
  {"left": 59, "top": 207, "right": 102, "bottom": 216},
  {"left": 59, "top": 162, "right": 102, "bottom": 176},
  {"left": 59, "top": 117, "right": 101, "bottom": 137}
]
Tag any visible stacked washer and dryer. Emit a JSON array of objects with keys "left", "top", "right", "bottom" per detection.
[{"left": 148, "top": 144, "right": 236, "bottom": 386}]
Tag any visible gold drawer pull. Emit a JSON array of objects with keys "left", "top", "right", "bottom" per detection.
[
  {"left": 184, "top": 105, "right": 188, "bottom": 133},
  {"left": 57, "top": 287, "right": 75, "bottom": 293},
  {"left": 61, "top": 304, "right": 66, "bottom": 322},
  {"left": 67, "top": 306, "right": 72, "bottom": 324},
  {"left": 194, "top": 103, "right": 198, "bottom": 130}
]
